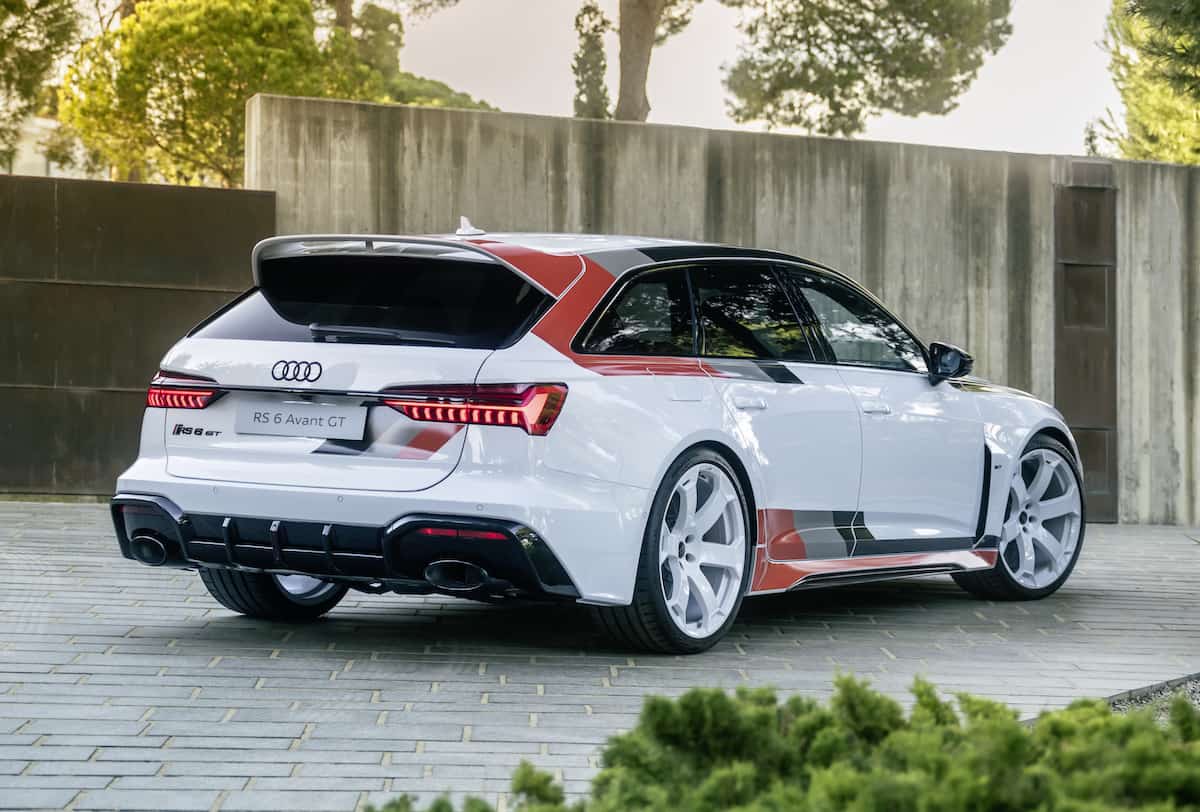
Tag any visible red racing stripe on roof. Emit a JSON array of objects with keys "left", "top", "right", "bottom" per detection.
[
  {"left": 468, "top": 241, "right": 584, "bottom": 297},
  {"left": 530, "top": 257, "right": 707, "bottom": 377}
]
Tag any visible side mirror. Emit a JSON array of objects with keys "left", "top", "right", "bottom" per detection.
[{"left": 928, "top": 341, "right": 973, "bottom": 384}]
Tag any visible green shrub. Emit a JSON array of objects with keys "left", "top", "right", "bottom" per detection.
[{"left": 367, "top": 676, "right": 1200, "bottom": 812}]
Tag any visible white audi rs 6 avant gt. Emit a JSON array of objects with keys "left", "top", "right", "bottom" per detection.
[{"left": 112, "top": 231, "right": 1085, "bottom": 653}]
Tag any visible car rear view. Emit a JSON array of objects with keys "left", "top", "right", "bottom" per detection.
[{"left": 112, "top": 236, "right": 589, "bottom": 619}]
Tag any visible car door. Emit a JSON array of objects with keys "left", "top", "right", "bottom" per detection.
[
  {"left": 689, "top": 263, "right": 863, "bottom": 562},
  {"left": 782, "top": 267, "right": 986, "bottom": 551}
]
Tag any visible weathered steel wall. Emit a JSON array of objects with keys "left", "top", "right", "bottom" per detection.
[
  {"left": 0, "top": 175, "right": 275, "bottom": 495},
  {"left": 244, "top": 95, "right": 1199, "bottom": 524}
]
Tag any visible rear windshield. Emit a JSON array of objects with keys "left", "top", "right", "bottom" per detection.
[{"left": 191, "top": 255, "right": 551, "bottom": 349}]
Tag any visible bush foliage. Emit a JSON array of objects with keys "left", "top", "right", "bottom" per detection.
[{"left": 370, "top": 675, "right": 1200, "bottom": 812}]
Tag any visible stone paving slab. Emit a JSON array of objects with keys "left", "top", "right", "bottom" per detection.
[{"left": 0, "top": 502, "right": 1198, "bottom": 810}]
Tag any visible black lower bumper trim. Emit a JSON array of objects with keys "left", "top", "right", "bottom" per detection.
[{"left": 110, "top": 494, "right": 579, "bottom": 600}]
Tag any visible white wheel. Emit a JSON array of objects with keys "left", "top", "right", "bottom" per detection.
[
  {"left": 999, "top": 446, "right": 1084, "bottom": 589},
  {"left": 658, "top": 463, "right": 746, "bottom": 638},
  {"left": 954, "top": 435, "right": 1085, "bottom": 600},
  {"left": 272, "top": 574, "right": 342, "bottom": 605},
  {"left": 200, "top": 569, "right": 348, "bottom": 620},
  {"left": 593, "top": 447, "right": 752, "bottom": 653}
]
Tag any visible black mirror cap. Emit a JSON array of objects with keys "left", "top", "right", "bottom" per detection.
[{"left": 928, "top": 341, "right": 973, "bottom": 384}]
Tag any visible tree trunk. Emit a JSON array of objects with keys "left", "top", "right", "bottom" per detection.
[
  {"left": 614, "top": 0, "right": 667, "bottom": 121},
  {"left": 333, "top": 0, "right": 354, "bottom": 31}
]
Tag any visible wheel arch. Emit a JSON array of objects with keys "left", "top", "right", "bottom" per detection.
[{"left": 1031, "top": 425, "right": 1078, "bottom": 464}]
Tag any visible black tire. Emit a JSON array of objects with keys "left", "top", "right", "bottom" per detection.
[
  {"left": 198, "top": 569, "right": 348, "bottom": 621},
  {"left": 593, "top": 447, "right": 754, "bottom": 654},
  {"left": 953, "top": 434, "right": 1086, "bottom": 601}
]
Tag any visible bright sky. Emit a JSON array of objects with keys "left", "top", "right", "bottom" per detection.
[{"left": 402, "top": 0, "right": 1121, "bottom": 157}]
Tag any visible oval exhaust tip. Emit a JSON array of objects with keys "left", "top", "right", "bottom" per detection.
[
  {"left": 130, "top": 534, "right": 169, "bottom": 567},
  {"left": 424, "top": 559, "right": 488, "bottom": 593}
]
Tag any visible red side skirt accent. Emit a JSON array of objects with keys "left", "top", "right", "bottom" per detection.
[{"left": 749, "top": 547, "right": 998, "bottom": 594}]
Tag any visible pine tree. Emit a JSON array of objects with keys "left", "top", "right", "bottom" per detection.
[{"left": 572, "top": 1, "right": 612, "bottom": 120}]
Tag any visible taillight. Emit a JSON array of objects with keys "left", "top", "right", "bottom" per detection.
[
  {"left": 146, "top": 371, "right": 221, "bottom": 410},
  {"left": 382, "top": 383, "right": 567, "bottom": 436}
]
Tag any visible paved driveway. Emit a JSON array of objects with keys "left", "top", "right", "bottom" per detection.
[{"left": 2, "top": 502, "right": 1198, "bottom": 811}]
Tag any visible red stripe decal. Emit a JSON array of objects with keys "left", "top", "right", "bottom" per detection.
[
  {"left": 530, "top": 257, "right": 705, "bottom": 377},
  {"left": 757, "top": 508, "right": 807, "bottom": 561},
  {"left": 750, "top": 547, "right": 998, "bottom": 593},
  {"left": 468, "top": 241, "right": 584, "bottom": 297},
  {"left": 396, "top": 425, "right": 464, "bottom": 459}
]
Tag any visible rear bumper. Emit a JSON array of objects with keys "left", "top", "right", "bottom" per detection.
[
  {"left": 114, "top": 458, "right": 649, "bottom": 605},
  {"left": 112, "top": 494, "right": 579, "bottom": 600}
]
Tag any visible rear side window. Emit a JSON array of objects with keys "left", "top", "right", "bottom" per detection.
[
  {"left": 690, "top": 265, "right": 815, "bottom": 361},
  {"left": 576, "top": 268, "right": 694, "bottom": 356},
  {"left": 191, "top": 255, "right": 550, "bottom": 349}
]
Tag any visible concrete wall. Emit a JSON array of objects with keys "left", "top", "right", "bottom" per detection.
[
  {"left": 244, "top": 94, "right": 1200, "bottom": 524},
  {"left": 1, "top": 175, "right": 274, "bottom": 495},
  {"left": 1113, "top": 163, "right": 1200, "bottom": 524}
]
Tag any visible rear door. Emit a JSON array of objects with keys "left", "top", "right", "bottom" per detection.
[
  {"left": 783, "top": 268, "right": 986, "bottom": 547},
  {"left": 159, "top": 249, "right": 550, "bottom": 493},
  {"left": 690, "top": 263, "right": 862, "bottom": 560}
]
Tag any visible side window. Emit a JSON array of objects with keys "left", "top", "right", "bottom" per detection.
[
  {"left": 784, "top": 270, "right": 927, "bottom": 372},
  {"left": 577, "top": 268, "right": 694, "bottom": 356},
  {"left": 690, "top": 265, "right": 816, "bottom": 361}
]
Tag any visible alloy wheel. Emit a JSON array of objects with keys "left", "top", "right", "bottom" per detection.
[
  {"left": 658, "top": 463, "right": 746, "bottom": 638},
  {"left": 1000, "top": 447, "right": 1083, "bottom": 589},
  {"left": 272, "top": 573, "right": 340, "bottom": 605}
]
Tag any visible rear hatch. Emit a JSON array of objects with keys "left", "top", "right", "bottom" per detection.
[{"left": 158, "top": 240, "right": 551, "bottom": 493}]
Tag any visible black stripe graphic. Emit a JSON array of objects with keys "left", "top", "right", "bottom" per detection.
[{"left": 851, "top": 537, "right": 977, "bottom": 556}]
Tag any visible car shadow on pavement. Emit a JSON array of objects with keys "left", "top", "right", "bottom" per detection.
[{"left": 184, "top": 576, "right": 988, "bottom": 657}]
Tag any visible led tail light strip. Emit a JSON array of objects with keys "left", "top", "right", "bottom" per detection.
[
  {"left": 146, "top": 371, "right": 222, "bottom": 410},
  {"left": 383, "top": 383, "right": 568, "bottom": 436}
]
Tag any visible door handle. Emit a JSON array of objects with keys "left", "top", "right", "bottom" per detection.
[
  {"left": 732, "top": 396, "right": 768, "bottom": 411},
  {"left": 861, "top": 400, "right": 891, "bottom": 415}
]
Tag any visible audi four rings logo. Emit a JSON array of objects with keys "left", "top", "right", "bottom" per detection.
[{"left": 272, "top": 361, "right": 323, "bottom": 382}]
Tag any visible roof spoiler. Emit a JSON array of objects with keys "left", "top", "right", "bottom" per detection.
[{"left": 249, "top": 235, "right": 554, "bottom": 296}]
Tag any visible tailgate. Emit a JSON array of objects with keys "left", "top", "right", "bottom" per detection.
[{"left": 161, "top": 339, "right": 491, "bottom": 492}]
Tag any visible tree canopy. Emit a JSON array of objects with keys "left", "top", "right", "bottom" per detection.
[
  {"left": 56, "top": 0, "right": 491, "bottom": 185},
  {"left": 573, "top": 0, "right": 612, "bottom": 119},
  {"left": 724, "top": 0, "right": 1013, "bottom": 135},
  {"left": 1128, "top": 0, "right": 1200, "bottom": 101},
  {"left": 0, "top": 0, "right": 76, "bottom": 166},
  {"left": 60, "top": 0, "right": 333, "bottom": 185},
  {"left": 1090, "top": 0, "right": 1200, "bottom": 165},
  {"left": 422, "top": 0, "right": 1011, "bottom": 133}
]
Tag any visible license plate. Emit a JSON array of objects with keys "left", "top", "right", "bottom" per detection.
[{"left": 235, "top": 403, "right": 367, "bottom": 441}]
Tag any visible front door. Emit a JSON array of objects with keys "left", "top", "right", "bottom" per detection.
[
  {"left": 783, "top": 268, "right": 986, "bottom": 550},
  {"left": 689, "top": 264, "right": 863, "bottom": 561}
]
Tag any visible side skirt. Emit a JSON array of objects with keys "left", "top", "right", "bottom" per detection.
[{"left": 747, "top": 549, "right": 998, "bottom": 596}]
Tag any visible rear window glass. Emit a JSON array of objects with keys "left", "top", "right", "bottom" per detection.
[{"left": 191, "top": 255, "right": 550, "bottom": 348}]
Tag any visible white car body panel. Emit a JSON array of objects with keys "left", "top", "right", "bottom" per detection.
[{"left": 842, "top": 366, "right": 986, "bottom": 543}]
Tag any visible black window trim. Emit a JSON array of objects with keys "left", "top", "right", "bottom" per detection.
[
  {"left": 570, "top": 263, "right": 702, "bottom": 359},
  {"left": 569, "top": 255, "right": 930, "bottom": 373},
  {"left": 688, "top": 262, "right": 822, "bottom": 363},
  {"left": 777, "top": 263, "right": 931, "bottom": 375}
]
